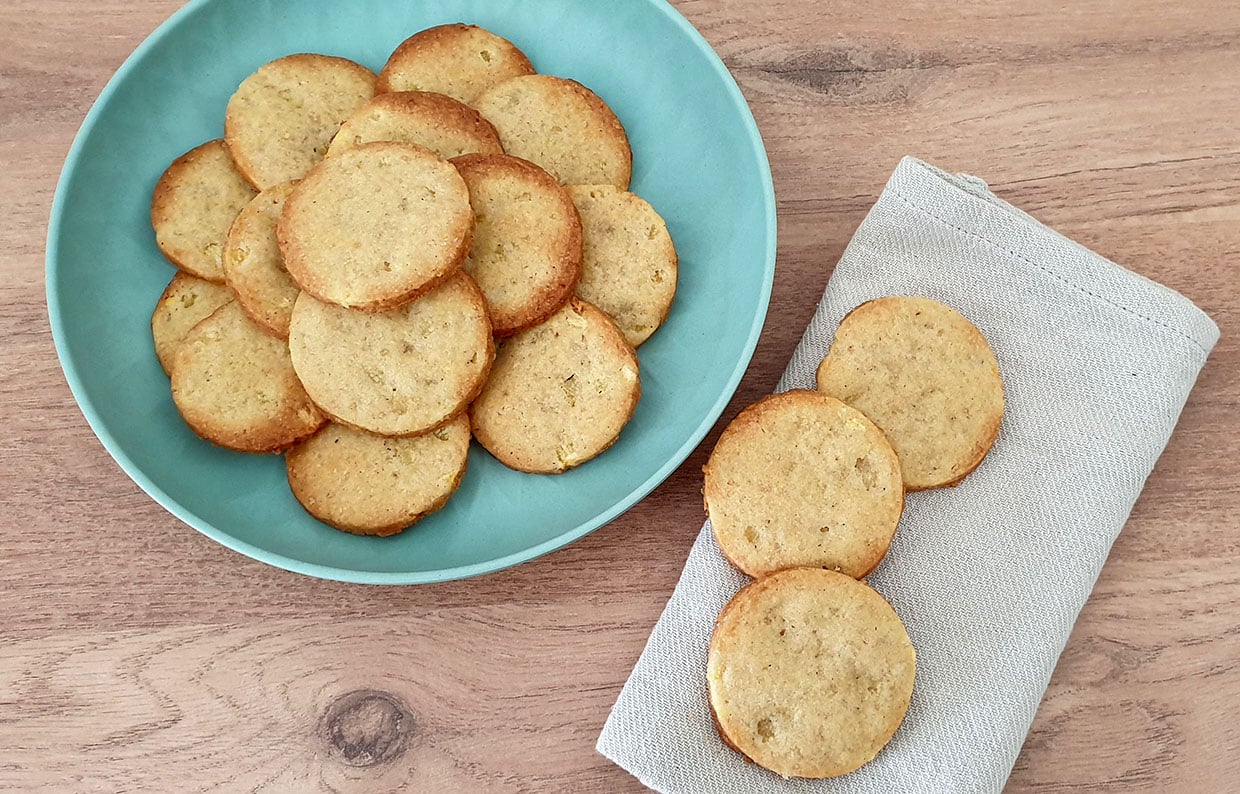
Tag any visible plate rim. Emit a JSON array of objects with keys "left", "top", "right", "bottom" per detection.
[{"left": 44, "top": 0, "right": 777, "bottom": 584}]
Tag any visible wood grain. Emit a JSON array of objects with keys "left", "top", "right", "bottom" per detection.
[{"left": 2, "top": 1, "right": 1238, "bottom": 790}]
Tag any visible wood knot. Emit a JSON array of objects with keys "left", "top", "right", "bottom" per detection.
[
  {"left": 321, "top": 689, "right": 414, "bottom": 767},
  {"left": 751, "top": 47, "right": 949, "bottom": 106}
]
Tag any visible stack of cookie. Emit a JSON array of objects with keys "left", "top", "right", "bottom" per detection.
[
  {"left": 149, "top": 24, "right": 677, "bottom": 536},
  {"left": 703, "top": 297, "right": 1005, "bottom": 779}
]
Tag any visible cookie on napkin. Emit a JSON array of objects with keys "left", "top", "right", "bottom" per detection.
[
  {"left": 703, "top": 389, "right": 903, "bottom": 579},
  {"left": 708, "top": 567, "right": 916, "bottom": 779},
  {"left": 816, "top": 296, "right": 1004, "bottom": 490}
]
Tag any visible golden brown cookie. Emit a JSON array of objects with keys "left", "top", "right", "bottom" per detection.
[
  {"left": 567, "top": 185, "right": 677, "bottom": 347},
  {"left": 474, "top": 75, "right": 631, "bottom": 188},
  {"left": 707, "top": 568, "right": 916, "bottom": 779},
  {"left": 222, "top": 181, "right": 300, "bottom": 338},
  {"left": 288, "top": 271, "right": 493, "bottom": 437},
  {"left": 170, "top": 302, "right": 325, "bottom": 452},
  {"left": 326, "top": 91, "right": 503, "bottom": 159},
  {"left": 452, "top": 153, "right": 581, "bottom": 336},
  {"left": 470, "top": 298, "right": 640, "bottom": 473},
  {"left": 816, "top": 296, "right": 1005, "bottom": 490},
  {"left": 150, "top": 140, "right": 257, "bottom": 282},
  {"left": 376, "top": 24, "right": 535, "bottom": 105},
  {"left": 278, "top": 142, "right": 473, "bottom": 311},
  {"left": 224, "top": 53, "right": 376, "bottom": 189},
  {"left": 151, "top": 272, "right": 235, "bottom": 375},
  {"left": 703, "top": 390, "right": 903, "bottom": 579},
  {"left": 286, "top": 415, "right": 470, "bottom": 536}
]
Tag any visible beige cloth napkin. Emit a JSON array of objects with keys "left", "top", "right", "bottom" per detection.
[{"left": 596, "top": 157, "right": 1219, "bottom": 793}]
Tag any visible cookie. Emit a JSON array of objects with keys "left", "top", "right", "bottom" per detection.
[
  {"left": 170, "top": 302, "right": 325, "bottom": 453},
  {"left": 470, "top": 298, "right": 640, "bottom": 473},
  {"left": 326, "top": 91, "right": 503, "bottom": 159},
  {"left": 815, "top": 296, "right": 1005, "bottom": 491},
  {"left": 224, "top": 54, "right": 376, "bottom": 189},
  {"left": 707, "top": 568, "right": 916, "bottom": 779},
  {"left": 150, "top": 140, "right": 257, "bottom": 282},
  {"left": 286, "top": 415, "right": 470, "bottom": 536},
  {"left": 150, "top": 272, "right": 235, "bottom": 375},
  {"left": 567, "top": 185, "right": 677, "bottom": 347},
  {"left": 452, "top": 153, "right": 581, "bottom": 336},
  {"left": 288, "top": 271, "right": 493, "bottom": 437},
  {"left": 222, "top": 181, "right": 300, "bottom": 338},
  {"left": 474, "top": 75, "right": 631, "bottom": 188},
  {"left": 703, "top": 390, "right": 903, "bottom": 579},
  {"left": 376, "top": 24, "right": 535, "bottom": 105},
  {"left": 278, "top": 142, "right": 474, "bottom": 311}
]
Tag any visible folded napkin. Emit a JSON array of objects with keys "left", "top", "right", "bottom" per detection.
[{"left": 597, "top": 157, "right": 1219, "bottom": 793}]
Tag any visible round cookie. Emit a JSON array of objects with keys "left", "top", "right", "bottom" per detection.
[
  {"left": 326, "top": 91, "right": 503, "bottom": 159},
  {"left": 278, "top": 142, "right": 474, "bottom": 311},
  {"left": 150, "top": 139, "right": 257, "bottom": 282},
  {"left": 474, "top": 75, "right": 632, "bottom": 188},
  {"left": 170, "top": 302, "right": 325, "bottom": 453},
  {"left": 376, "top": 24, "right": 535, "bottom": 105},
  {"left": 224, "top": 53, "right": 376, "bottom": 189},
  {"left": 151, "top": 272, "right": 235, "bottom": 375},
  {"left": 222, "top": 181, "right": 300, "bottom": 338},
  {"left": 288, "top": 271, "right": 493, "bottom": 437},
  {"left": 470, "top": 298, "right": 640, "bottom": 473},
  {"left": 707, "top": 568, "right": 916, "bottom": 779},
  {"left": 286, "top": 415, "right": 470, "bottom": 536},
  {"left": 703, "top": 390, "right": 903, "bottom": 579},
  {"left": 567, "top": 185, "right": 677, "bottom": 347},
  {"left": 452, "top": 154, "right": 582, "bottom": 336},
  {"left": 816, "top": 296, "right": 1005, "bottom": 491}
]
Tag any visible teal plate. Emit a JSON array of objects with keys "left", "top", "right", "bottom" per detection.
[{"left": 46, "top": 0, "right": 775, "bottom": 584}]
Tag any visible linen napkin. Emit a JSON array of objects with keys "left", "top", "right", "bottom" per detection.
[{"left": 597, "top": 156, "right": 1219, "bottom": 793}]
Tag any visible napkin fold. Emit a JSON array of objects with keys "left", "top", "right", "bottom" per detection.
[{"left": 597, "top": 157, "right": 1219, "bottom": 793}]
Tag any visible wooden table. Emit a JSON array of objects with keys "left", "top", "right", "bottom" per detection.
[{"left": 3, "top": 1, "right": 1237, "bottom": 790}]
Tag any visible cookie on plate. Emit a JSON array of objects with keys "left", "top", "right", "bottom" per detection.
[
  {"left": 278, "top": 142, "right": 473, "bottom": 311},
  {"left": 376, "top": 23, "right": 535, "bottom": 105},
  {"left": 151, "top": 139, "right": 257, "bottom": 282},
  {"left": 224, "top": 53, "right": 376, "bottom": 189},
  {"left": 288, "top": 271, "right": 493, "bottom": 437},
  {"left": 703, "top": 390, "right": 903, "bottom": 579},
  {"left": 151, "top": 272, "right": 235, "bottom": 375},
  {"left": 286, "top": 415, "right": 470, "bottom": 536},
  {"left": 707, "top": 568, "right": 916, "bottom": 779},
  {"left": 474, "top": 75, "right": 631, "bottom": 188},
  {"left": 326, "top": 91, "right": 503, "bottom": 159},
  {"left": 470, "top": 298, "right": 640, "bottom": 473},
  {"left": 816, "top": 296, "right": 1005, "bottom": 490},
  {"left": 567, "top": 184, "right": 677, "bottom": 347},
  {"left": 222, "top": 181, "right": 300, "bottom": 338},
  {"left": 452, "top": 153, "right": 581, "bottom": 336},
  {"left": 170, "top": 302, "right": 325, "bottom": 452}
]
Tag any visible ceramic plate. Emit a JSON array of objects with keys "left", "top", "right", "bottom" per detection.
[{"left": 46, "top": 0, "right": 776, "bottom": 583}]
